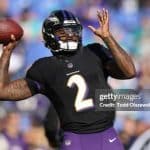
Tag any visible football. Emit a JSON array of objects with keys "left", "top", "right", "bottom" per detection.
[{"left": 0, "top": 18, "right": 24, "bottom": 44}]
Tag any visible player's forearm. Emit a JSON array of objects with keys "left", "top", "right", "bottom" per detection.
[
  {"left": 0, "top": 35, "right": 18, "bottom": 86},
  {"left": 0, "top": 51, "right": 32, "bottom": 100},
  {"left": 102, "top": 34, "right": 136, "bottom": 78},
  {"left": 0, "top": 50, "right": 12, "bottom": 87}
]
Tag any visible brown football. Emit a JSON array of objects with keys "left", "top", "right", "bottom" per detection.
[{"left": 0, "top": 18, "right": 23, "bottom": 44}]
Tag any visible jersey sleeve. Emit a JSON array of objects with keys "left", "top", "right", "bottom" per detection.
[
  {"left": 87, "top": 43, "right": 112, "bottom": 64},
  {"left": 25, "top": 61, "right": 46, "bottom": 95}
]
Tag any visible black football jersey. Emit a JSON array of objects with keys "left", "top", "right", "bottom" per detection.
[{"left": 25, "top": 43, "right": 115, "bottom": 133}]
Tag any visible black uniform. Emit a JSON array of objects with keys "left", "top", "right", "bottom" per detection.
[{"left": 26, "top": 43, "right": 115, "bottom": 134}]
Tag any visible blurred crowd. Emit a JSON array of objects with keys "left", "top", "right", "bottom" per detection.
[{"left": 0, "top": 0, "right": 150, "bottom": 149}]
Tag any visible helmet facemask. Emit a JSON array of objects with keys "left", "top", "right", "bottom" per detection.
[{"left": 53, "top": 25, "right": 82, "bottom": 52}]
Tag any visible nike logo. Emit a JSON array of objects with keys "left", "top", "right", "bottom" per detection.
[{"left": 109, "top": 137, "right": 117, "bottom": 143}]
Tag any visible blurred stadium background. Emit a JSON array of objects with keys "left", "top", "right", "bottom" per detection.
[{"left": 0, "top": 0, "right": 150, "bottom": 149}]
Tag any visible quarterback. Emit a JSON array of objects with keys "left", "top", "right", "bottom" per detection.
[{"left": 0, "top": 9, "right": 136, "bottom": 150}]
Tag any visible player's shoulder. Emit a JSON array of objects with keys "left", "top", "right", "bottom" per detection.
[
  {"left": 84, "top": 43, "right": 106, "bottom": 53},
  {"left": 85, "top": 42, "right": 103, "bottom": 49},
  {"left": 84, "top": 43, "right": 107, "bottom": 55},
  {"left": 27, "top": 56, "right": 55, "bottom": 72},
  {"left": 32, "top": 56, "right": 55, "bottom": 67},
  {"left": 34, "top": 56, "right": 54, "bottom": 64}
]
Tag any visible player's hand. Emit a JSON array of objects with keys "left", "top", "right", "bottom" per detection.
[
  {"left": 2, "top": 34, "right": 17, "bottom": 54},
  {"left": 88, "top": 8, "right": 110, "bottom": 39}
]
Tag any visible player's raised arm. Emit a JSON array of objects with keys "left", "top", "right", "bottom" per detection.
[
  {"left": 0, "top": 35, "right": 32, "bottom": 101},
  {"left": 88, "top": 8, "right": 136, "bottom": 79}
]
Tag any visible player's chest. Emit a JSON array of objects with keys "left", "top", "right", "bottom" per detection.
[{"left": 47, "top": 52, "right": 104, "bottom": 87}]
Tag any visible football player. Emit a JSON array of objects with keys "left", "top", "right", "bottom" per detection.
[{"left": 0, "top": 9, "right": 136, "bottom": 150}]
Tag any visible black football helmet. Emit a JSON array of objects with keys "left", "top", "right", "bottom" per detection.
[{"left": 42, "top": 10, "right": 82, "bottom": 53}]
